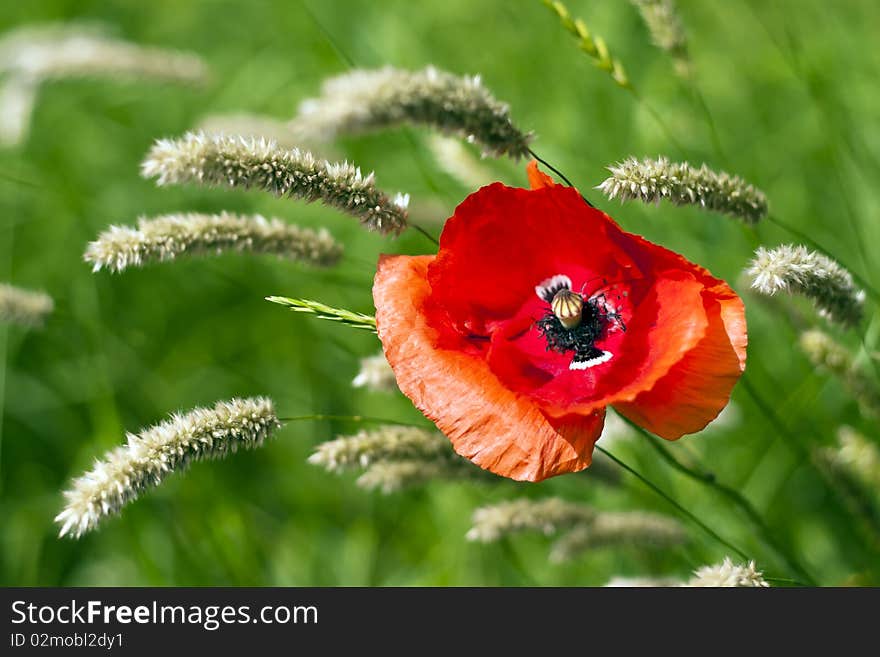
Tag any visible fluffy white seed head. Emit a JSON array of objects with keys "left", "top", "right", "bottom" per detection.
[
  {"left": 800, "top": 330, "right": 880, "bottom": 418},
  {"left": 0, "top": 22, "right": 207, "bottom": 83},
  {"left": 834, "top": 427, "right": 880, "bottom": 489},
  {"left": 466, "top": 498, "right": 596, "bottom": 543},
  {"left": 549, "top": 511, "right": 686, "bottom": 562},
  {"left": 141, "top": 132, "right": 409, "bottom": 235},
  {"left": 748, "top": 245, "right": 864, "bottom": 327},
  {"left": 630, "top": 0, "right": 690, "bottom": 75},
  {"left": 799, "top": 329, "right": 852, "bottom": 372},
  {"left": 688, "top": 557, "right": 769, "bottom": 587},
  {"left": 0, "top": 75, "right": 38, "bottom": 146},
  {"left": 308, "top": 425, "right": 449, "bottom": 473},
  {"left": 0, "top": 22, "right": 208, "bottom": 146},
  {"left": 84, "top": 212, "right": 343, "bottom": 273},
  {"left": 818, "top": 426, "right": 880, "bottom": 493},
  {"left": 291, "top": 66, "right": 532, "bottom": 159},
  {"left": 355, "top": 460, "right": 476, "bottom": 494},
  {"left": 55, "top": 397, "right": 280, "bottom": 538},
  {"left": 0, "top": 283, "right": 54, "bottom": 327},
  {"left": 598, "top": 156, "right": 768, "bottom": 223},
  {"left": 310, "top": 425, "right": 488, "bottom": 493},
  {"left": 351, "top": 351, "right": 398, "bottom": 393}
]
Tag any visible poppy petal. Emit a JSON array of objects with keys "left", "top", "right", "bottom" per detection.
[
  {"left": 514, "top": 270, "right": 710, "bottom": 416},
  {"left": 428, "top": 183, "right": 639, "bottom": 326},
  {"left": 374, "top": 253, "right": 605, "bottom": 481},
  {"left": 613, "top": 284, "right": 747, "bottom": 438},
  {"left": 526, "top": 160, "right": 556, "bottom": 189}
]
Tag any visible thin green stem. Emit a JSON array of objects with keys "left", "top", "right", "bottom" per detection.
[
  {"left": 740, "top": 376, "right": 808, "bottom": 460},
  {"left": 527, "top": 148, "right": 596, "bottom": 208},
  {"left": 594, "top": 444, "right": 750, "bottom": 562},
  {"left": 299, "top": 0, "right": 356, "bottom": 67},
  {"left": 527, "top": 148, "right": 577, "bottom": 189},
  {"left": 634, "top": 426, "right": 818, "bottom": 585},
  {"left": 689, "top": 83, "right": 728, "bottom": 165},
  {"left": 627, "top": 87, "right": 687, "bottom": 157},
  {"left": 410, "top": 222, "right": 439, "bottom": 246},
  {"left": 740, "top": 372, "right": 879, "bottom": 557}
]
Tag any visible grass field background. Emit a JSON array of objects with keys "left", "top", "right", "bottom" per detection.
[{"left": 2, "top": 0, "right": 879, "bottom": 586}]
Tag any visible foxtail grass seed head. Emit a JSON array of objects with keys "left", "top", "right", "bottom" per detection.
[
  {"left": 549, "top": 511, "right": 686, "bottom": 563},
  {"left": 598, "top": 156, "right": 768, "bottom": 223},
  {"left": 351, "top": 351, "right": 398, "bottom": 393},
  {"left": 356, "top": 459, "right": 477, "bottom": 494},
  {"left": 308, "top": 426, "right": 449, "bottom": 473},
  {"left": 0, "top": 75, "right": 38, "bottom": 146},
  {"left": 799, "top": 329, "right": 852, "bottom": 373},
  {"left": 0, "top": 283, "right": 54, "bottom": 327},
  {"left": 541, "top": 0, "right": 630, "bottom": 88},
  {"left": 0, "top": 22, "right": 207, "bottom": 147},
  {"left": 800, "top": 330, "right": 880, "bottom": 419},
  {"left": 84, "top": 212, "right": 342, "bottom": 273},
  {"left": 466, "top": 498, "right": 596, "bottom": 543},
  {"left": 55, "top": 397, "right": 280, "bottom": 538},
  {"left": 141, "top": 132, "right": 409, "bottom": 235},
  {"left": 748, "top": 245, "right": 864, "bottom": 327},
  {"left": 687, "top": 558, "right": 769, "bottom": 587},
  {"left": 0, "top": 22, "right": 207, "bottom": 83},
  {"left": 292, "top": 66, "right": 532, "bottom": 159},
  {"left": 836, "top": 427, "right": 880, "bottom": 489},
  {"left": 814, "top": 427, "right": 880, "bottom": 545},
  {"left": 630, "top": 0, "right": 690, "bottom": 75},
  {"left": 824, "top": 426, "right": 880, "bottom": 491}
]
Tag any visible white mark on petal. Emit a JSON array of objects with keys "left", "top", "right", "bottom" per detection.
[
  {"left": 570, "top": 350, "right": 613, "bottom": 370},
  {"left": 535, "top": 274, "right": 572, "bottom": 302}
]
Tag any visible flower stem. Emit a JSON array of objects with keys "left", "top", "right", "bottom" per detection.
[
  {"left": 594, "top": 444, "right": 751, "bottom": 562},
  {"left": 632, "top": 425, "right": 818, "bottom": 586},
  {"left": 689, "top": 83, "right": 728, "bottom": 166},
  {"left": 410, "top": 223, "right": 439, "bottom": 246},
  {"left": 626, "top": 87, "right": 688, "bottom": 157},
  {"left": 740, "top": 373, "right": 879, "bottom": 557},
  {"left": 527, "top": 148, "right": 597, "bottom": 208}
]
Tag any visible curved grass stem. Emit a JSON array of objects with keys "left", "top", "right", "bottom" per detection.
[
  {"left": 631, "top": 424, "right": 818, "bottom": 586},
  {"left": 594, "top": 444, "right": 750, "bottom": 562}
]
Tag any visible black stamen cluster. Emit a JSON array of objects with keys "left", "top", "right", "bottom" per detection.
[
  {"left": 537, "top": 301, "right": 605, "bottom": 358},
  {"left": 536, "top": 295, "right": 627, "bottom": 364}
]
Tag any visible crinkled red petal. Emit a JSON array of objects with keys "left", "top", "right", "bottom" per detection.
[
  {"left": 613, "top": 280, "right": 747, "bottom": 438},
  {"left": 520, "top": 270, "right": 710, "bottom": 416},
  {"left": 526, "top": 160, "right": 556, "bottom": 190},
  {"left": 427, "top": 184, "right": 640, "bottom": 332}
]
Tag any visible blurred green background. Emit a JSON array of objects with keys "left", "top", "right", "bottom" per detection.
[{"left": 1, "top": 0, "right": 879, "bottom": 586}]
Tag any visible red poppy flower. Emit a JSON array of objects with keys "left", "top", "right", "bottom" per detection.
[{"left": 373, "top": 162, "right": 747, "bottom": 482}]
